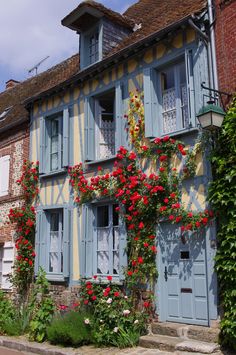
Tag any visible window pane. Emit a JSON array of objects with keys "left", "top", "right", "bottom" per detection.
[
  {"left": 113, "top": 251, "right": 119, "bottom": 275},
  {"left": 97, "top": 251, "right": 109, "bottom": 274},
  {"left": 113, "top": 205, "right": 119, "bottom": 226},
  {"left": 51, "top": 213, "right": 59, "bottom": 231},
  {"left": 97, "top": 206, "right": 109, "bottom": 227},
  {"left": 97, "top": 228, "right": 109, "bottom": 251},
  {"left": 113, "top": 226, "right": 119, "bottom": 249},
  {"left": 161, "top": 67, "right": 175, "bottom": 90},
  {"left": 96, "top": 91, "right": 115, "bottom": 159},
  {"left": 49, "top": 211, "right": 63, "bottom": 274},
  {"left": 179, "top": 62, "right": 186, "bottom": 84}
]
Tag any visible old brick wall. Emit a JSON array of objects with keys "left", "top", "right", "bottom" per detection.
[
  {"left": 0, "top": 123, "right": 29, "bottom": 244},
  {"left": 215, "top": 0, "right": 236, "bottom": 97}
]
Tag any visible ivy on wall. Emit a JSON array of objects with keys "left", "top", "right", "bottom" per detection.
[
  {"left": 69, "top": 91, "right": 213, "bottom": 310},
  {"left": 208, "top": 97, "right": 236, "bottom": 350}
]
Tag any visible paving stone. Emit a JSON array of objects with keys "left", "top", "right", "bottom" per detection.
[
  {"left": 187, "top": 326, "right": 220, "bottom": 343},
  {"left": 176, "top": 340, "right": 220, "bottom": 354},
  {"left": 139, "top": 334, "right": 181, "bottom": 352}
]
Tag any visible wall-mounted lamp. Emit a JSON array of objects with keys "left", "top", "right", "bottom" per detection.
[
  {"left": 197, "top": 102, "right": 225, "bottom": 130},
  {"left": 197, "top": 82, "right": 232, "bottom": 130}
]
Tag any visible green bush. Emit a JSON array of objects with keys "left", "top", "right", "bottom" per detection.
[
  {"left": 28, "top": 268, "right": 55, "bottom": 342},
  {"left": 0, "top": 291, "right": 16, "bottom": 334},
  {"left": 47, "top": 311, "right": 93, "bottom": 347},
  {"left": 208, "top": 97, "right": 236, "bottom": 350}
]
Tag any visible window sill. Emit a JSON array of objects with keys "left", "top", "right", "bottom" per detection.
[
  {"left": 85, "top": 155, "right": 116, "bottom": 166},
  {"left": 84, "top": 277, "right": 124, "bottom": 285},
  {"left": 39, "top": 169, "right": 67, "bottom": 179},
  {"left": 160, "top": 127, "right": 199, "bottom": 139},
  {"left": 46, "top": 273, "right": 67, "bottom": 282}
]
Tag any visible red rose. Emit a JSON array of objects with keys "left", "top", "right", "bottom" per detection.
[
  {"left": 114, "top": 292, "right": 120, "bottom": 297},
  {"left": 91, "top": 296, "right": 97, "bottom": 301},
  {"left": 107, "top": 276, "right": 112, "bottom": 281},
  {"left": 138, "top": 257, "right": 143, "bottom": 264}
]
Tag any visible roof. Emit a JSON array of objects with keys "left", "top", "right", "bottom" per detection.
[
  {"left": 0, "top": 54, "right": 79, "bottom": 133},
  {"left": 62, "top": 0, "right": 134, "bottom": 31},
  {"left": 114, "top": 0, "right": 206, "bottom": 53}
]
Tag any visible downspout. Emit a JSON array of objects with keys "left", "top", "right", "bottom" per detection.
[{"left": 207, "top": 0, "right": 219, "bottom": 90}]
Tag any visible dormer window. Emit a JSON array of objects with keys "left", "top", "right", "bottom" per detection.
[{"left": 61, "top": 2, "right": 133, "bottom": 70}]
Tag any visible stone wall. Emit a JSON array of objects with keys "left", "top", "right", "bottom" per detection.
[{"left": 0, "top": 123, "right": 29, "bottom": 244}]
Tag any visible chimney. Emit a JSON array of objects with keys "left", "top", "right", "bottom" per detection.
[{"left": 5, "top": 79, "right": 20, "bottom": 90}]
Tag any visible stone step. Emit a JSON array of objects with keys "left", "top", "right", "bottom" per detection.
[
  {"left": 151, "top": 322, "right": 220, "bottom": 343},
  {"left": 139, "top": 334, "right": 220, "bottom": 354},
  {"left": 139, "top": 334, "right": 181, "bottom": 352}
]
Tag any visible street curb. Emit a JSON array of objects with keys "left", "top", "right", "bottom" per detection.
[{"left": 0, "top": 336, "right": 82, "bottom": 355}]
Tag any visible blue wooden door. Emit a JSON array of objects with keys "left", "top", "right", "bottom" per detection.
[{"left": 158, "top": 223, "right": 209, "bottom": 326}]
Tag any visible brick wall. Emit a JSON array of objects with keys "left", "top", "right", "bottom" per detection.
[
  {"left": 0, "top": 123, "right": 29, "bottom": 244},
  {"left": 215, "top": 0, "right": 236, "bottom": 98}
]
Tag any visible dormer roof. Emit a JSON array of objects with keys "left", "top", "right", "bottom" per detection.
[{"left": 62, "top": 0, "right": 134, "bottom": 33}]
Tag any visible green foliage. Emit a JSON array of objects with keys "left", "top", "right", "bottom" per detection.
[
  {"left": 208, "top": 97, "right": 236, "bottom": 350},
  {"left": 47, "top": 311, "right": 93, "bottom": 347},
  {"left": 0, "top": 291, "right": 30, "bottom": 336},
  {"left": 80, "top": 279, "right": 147, "bottom": 348},
  {"left": 0, "top": 291, "right": 15, "bottom": 334},
  {"left": 28, "top": 267, "right": 55, "bottom": 342}
]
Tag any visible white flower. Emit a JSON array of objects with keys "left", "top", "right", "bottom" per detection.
[
  {"left": 106, "top": 298, "right": 113, "bottom": 304},
  {"left": 134, "top": 319, "right": 139, "bottom": 324},
  {"left": 84, "top": 318, "right": 90, "bottom": 325},
  {"left": 113, "top": 327, "right": 119, "bottom": 333},
  {"left": 123, "top": 309, "right": 131, "bottom": 316},
  {"left": 124, "top": 296, "right": 128, "bottom": 299}
]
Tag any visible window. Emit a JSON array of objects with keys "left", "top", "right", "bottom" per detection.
[
  {"left": 89, "top": 31, "right": 99, "bottom": 65},
  {"left": 48, "top": 210, "right": 63, "bottom": 274},
  {"left": 35, "top": 208, "right": 70, "bottom": 280},
  {"left": 96, "top": 204, "right": 119, "bottom": 275},
  {"left": 0, "top": 155, "right": 10, "bottom": 197},
  {"left": 47, "top": 115, "right": 63, "bottom": 171},
  {"left": 85, "top": 82, "right": 124, "bottom": 162},
  {"left": 161, "top": 62, "right": 188, "bottom": 133},
  {"left": 95, "top": 90, "right": 115, "bottom": 160},
  {"left": 143, "top": 49, "right": 194, "bottom": 138},
  {"left": 0, "top": 106, "right": 12, "bottom": 121},
  {"left": 0, "top": 242, "right": 14, "bottom": 289},
  {"left": 39, "top": 108, "right": 69, "bottom": 175},
  {"left": 82, "top": 203, "right": 127, "bottom": 279}
]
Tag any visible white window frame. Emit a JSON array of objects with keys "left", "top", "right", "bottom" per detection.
[
  {"left": 157, "top": 59, "right": 189, "bottom": 134},
  {"left": 46, "top": 114, "right": 63, "bottom": 172},
  {"left": 93, "top": 203, "right": 120, "bottom": 277},
  {"left": 94, "top": 91, "right": 116, "bottom": 160},
  {"left": 0, "top": 155, "right": 10, "bottom": 197},
  {"left": 46, "top": 209, "right": 64, "bottom": 275}
]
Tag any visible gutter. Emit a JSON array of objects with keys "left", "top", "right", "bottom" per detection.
[
  {"left": 25, "top": 14, "right": 197, "bottom": 107},
  {"left": 0, "top": 117, "right": 28, "bottom": 135},
  {"left": 207, "top": 0, "right": 218, "bottom": 90}
]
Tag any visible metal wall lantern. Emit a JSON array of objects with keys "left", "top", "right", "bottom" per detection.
[{"left": 196, "top": 102, "right": 225, "bottom": 130}]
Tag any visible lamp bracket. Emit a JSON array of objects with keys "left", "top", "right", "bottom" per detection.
[{"left": 201, "top": 82, "right": 232, "bottom": 110}]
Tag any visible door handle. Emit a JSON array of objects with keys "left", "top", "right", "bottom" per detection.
[{"left": 164, "top": 266, "right": 168, "bottom": 281}]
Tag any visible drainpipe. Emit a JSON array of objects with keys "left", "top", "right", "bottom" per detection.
[{"left": 207, "top": 0, "right": 219, "bottom": 90}]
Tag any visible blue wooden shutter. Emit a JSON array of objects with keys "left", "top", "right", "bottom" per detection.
[
  {"left": 119, "top": 221, "right": 127, "bottom": 280},
  {"left": 35, "top": 210, "right": 42, "bottom": 275},
  {"left": 38, "top": 210, "right": 47, "bottom": 271},
  {"left": 185, "top": 49, "right": 195, "bottom": 128},
  {"left": 82, "top": 204, "right": 94, "bottom": 278},
  {"left": 81, "top": 205, "right": 86, "bottom": 277},
  {"left": 63, "top": 108, "right": 69, "bottom": 167},
  {"left": 143, "top": 67, "right": 159, "bottom": 138},
  {"left": 84, "top": 97, "right": 95, "bottom": 161},
  {"left": 39, "top": 117, "right": 45, "bottom": 174},
  {"left": 115, "top": 82, "right": 124, "bottom": 152},
  {"left": 63, "top": 207, "right": 70, "bottom": 277}
]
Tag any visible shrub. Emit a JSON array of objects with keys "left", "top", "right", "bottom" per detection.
[
  {"left": 28, "top": 268, "right": 55, "bottom": 342},
  {"left": 80, "top": 277, "right": 147, "bottom": 348},
  {"left": 47, "top": 311, "right": 93, "bottom": 347},
  {"left": 0, "top": 291, "right": 16, "bottom": 334}
]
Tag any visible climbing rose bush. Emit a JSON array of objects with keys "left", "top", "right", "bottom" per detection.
[
  {"left": 69, "top": 91, "right": 214, "bottom": 312},
  {"left": 8, "top": 160, "right": 39, "bottom": 296}
]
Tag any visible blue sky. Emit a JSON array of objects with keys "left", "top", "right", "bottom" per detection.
[{"left": 0, "top": 0, "right": 136, "bottom": 93}]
